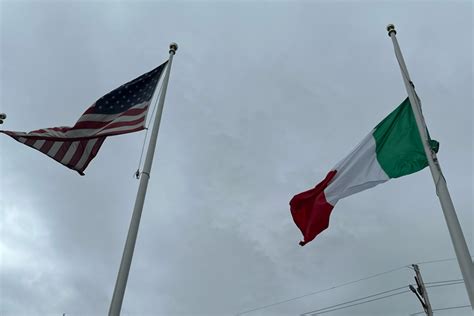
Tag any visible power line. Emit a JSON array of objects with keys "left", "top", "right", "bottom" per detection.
[
  {"left": 300, "top": 285, "right": 409, "bottom": 315},
  {"left": 409, "top": 304, "right": 471, "bottom": 316},
  {"left": 234, "top": 265, "right": 410, "bottom": 315},
  {"left": 426, "top": 281, "right": 464, "bottom": 289},
  {"left": 415, "top": 258, "right": 457, "bottom": 265},
  {"left": 415, "top": 256, "right": 474, "bottom": 266},
  {"left": 235, "top": 257, "right": 472, "bottom": 315},
  {"left": 425, "top": 278, "right": 463, "bottom": 285},
  {"left": 300, "top": 281, "right": 466, "bottom": 316},
  {"left": 303, "top": 290, "right": 409, "bottom": 315}
]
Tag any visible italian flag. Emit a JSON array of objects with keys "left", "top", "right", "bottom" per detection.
[{"left": 290, "top": 98, "right": 439, "bottom": 246}]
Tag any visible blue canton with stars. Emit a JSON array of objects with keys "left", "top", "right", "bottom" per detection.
[{"left": 94, "top": 61, "right": 167, "bottom": 114}]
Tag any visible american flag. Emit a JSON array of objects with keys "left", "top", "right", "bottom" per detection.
[{"left": 1, "top": 61, "right": 168, "bottom": 175}]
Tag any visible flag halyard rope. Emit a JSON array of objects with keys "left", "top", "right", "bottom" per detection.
[{"left": 134, "top": 73, "right": 165, "bottom": 179}]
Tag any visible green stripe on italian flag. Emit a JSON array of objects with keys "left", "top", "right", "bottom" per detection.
[{"left": 290, "top": 98, "right": 439, "bottom": 246}]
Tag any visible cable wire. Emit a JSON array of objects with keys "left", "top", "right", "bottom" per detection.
[
  {"left": 301, "top": 281, "right": 467, "bottom": 316},
  {"left": 425, "top": 278, "right": 463, "bottom": 285},
  {"left": 235, "top": 257, "right": 473, "bottom": 315},
  {"left": 409, "top": 304, "right": 471, "bottom": 316},
  {"left": 415, "top": 257, "right": 457, "bottom": 265},
  {"left": 234, "top": 265, "right": 410, "bottom": 315},
  {"left": 426, "top": 281, "right": 464, "bottom": 289},
  {"left": 304, "top": 290, "right": 409, "bottom": 316},
  {"left": 300, "top": 285, "right": 409, "bottom": 315},
  {"left": 415, "top": 256, "right": 473, "bottom": 266}
]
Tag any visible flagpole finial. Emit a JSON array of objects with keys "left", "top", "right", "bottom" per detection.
[
  {"left": 169, "top": 42, "right": 178, "bottom": 55},
  {"left": 386, "top": 24, "right": 396, "bottom": 37}
]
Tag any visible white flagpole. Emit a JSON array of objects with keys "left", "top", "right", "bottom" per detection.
[
  {"left": 386, "top": 24, "right": 474, "bottom": 308},
  {"left": 108, "top": 42, "right": 178, "bottom": 316}
]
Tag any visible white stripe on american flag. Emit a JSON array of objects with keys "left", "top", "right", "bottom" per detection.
[
  {"left": 23, "top": 128, "right": 69, "bottom": 138},
  {"left": 21, "top": 103, "right": 148, "bottom": 139},
  {"left": 61, "top": 141, "right": 79, "bottom": 165},
  {"left": 88, "top": 111, "right": 147, "bottom": 134},
  {"left": 31, "top": 140, "right": 46, "bottom": 149},
  {"left": 64, "top": 111, "right": 147, "bottom": 137},
  {"left": 75, "top": 138, "right": 99, "bottom": 170},
  {"left": 18, "top": 137, "right": 27, "bottom": 143},
  {"left": 96, "top": 121, "right": 145, "bottom": 136},
  {"left": 47, "top": 141, "right": 63, "bottom": 157}
]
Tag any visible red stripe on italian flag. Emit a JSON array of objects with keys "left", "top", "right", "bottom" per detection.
[{"left": 290, "top": 98, "right": 438, "bottom": 246}]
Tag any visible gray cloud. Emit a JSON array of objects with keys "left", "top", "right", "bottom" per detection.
[{"left": 1, "top": 1, "right": 472, "bottom": 316}]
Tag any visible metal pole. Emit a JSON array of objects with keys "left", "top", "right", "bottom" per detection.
[
  {"left": 108, "top": 42, "right": 178, "bottom": 316},
  {"left": 386, "top": 24, "right": 474, "bottom": 308}
]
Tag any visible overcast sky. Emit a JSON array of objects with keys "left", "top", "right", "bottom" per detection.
[{"left": 0, "top": 1, "right": 472, "bottom": 315}]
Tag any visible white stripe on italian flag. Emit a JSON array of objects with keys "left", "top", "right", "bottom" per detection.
[{"left": 290, "top": 98, "right": 438, "bottom": 246}]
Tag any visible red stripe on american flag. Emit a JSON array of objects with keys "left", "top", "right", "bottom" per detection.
[
  {"left": 100, "top": 116, "right": 145, "bottom": 131},
  {"left": 30, "top": 127, "right": 70, "bottom": 134},
  {"left": 73, "top": 107, "right": 148, "bottom": 129},
  {"left": 25, "top": 139, "right": 36, "bottom": 146},
  {"left": 68, "top": 140, "right": 88, "bottom": 168},
  {"left": 82, "top": 104, "right": 96, "bottom": 115},
  {"left": 54, "top": 142, "right": 71, "bottom": 161},
  {"left": 39, "top": 140, "right": 54, "bottom": 153},
  {"left": 91, "top": 138, "right": 104, "bottom": 156},
  {"left": 99, "top": 126, "right": 145, "bottom": 137},
  {"left": 1, "top": 131, "right": 16, "bottom": 137},
  {"left": 118, "top": 107, "right": 148, "bottom": 116},
  {"left": 78, "top": 137, "right": 106, "bottom": 174}
]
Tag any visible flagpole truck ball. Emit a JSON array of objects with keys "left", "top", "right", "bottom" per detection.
[{"left": 169, "top": 42, "right": 178, "bottom": 54}]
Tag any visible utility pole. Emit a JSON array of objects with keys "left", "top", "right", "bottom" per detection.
[{"left": 409, "top": 264, "right": 433, "bottom": 316}]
